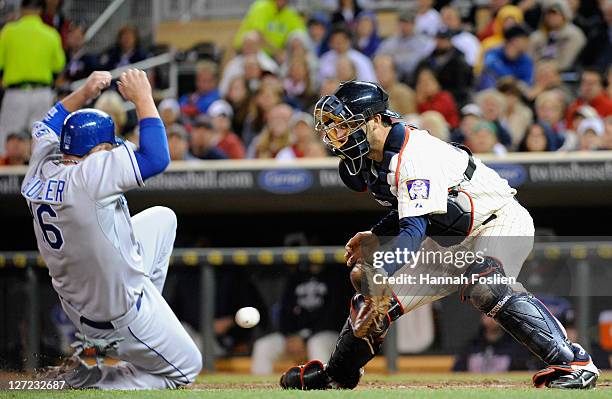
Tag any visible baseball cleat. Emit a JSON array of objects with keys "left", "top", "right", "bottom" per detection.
[
  {"left": 279, "top": 361, "right": 363, "bottom": 390},
  {"left": 279, "top": 360, "right": 333, "bottom": 390},
  {"left": 36, "top": 355, "right": 101, "bottom": 388},
  {"left": 36, "top": 355, "right": 84, "bottom": 381},
  {"left": 548, "top": 369, "right": 598, "bottom": 389},
  {"left": 533, "top": 343, "right": 599, "bottom": 389}
]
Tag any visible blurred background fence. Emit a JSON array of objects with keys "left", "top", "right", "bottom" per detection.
[{"left": 1, "top": 242, "right": 612, "bottom": 371}]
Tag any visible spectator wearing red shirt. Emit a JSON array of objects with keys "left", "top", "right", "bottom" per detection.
[
  {"left": 566, "top": 68, "right": 612, "bottom": 129},
  {"left": 415, "top": 66, "right": 459, "bottom": 128},
  {"left": 208, "top": 100, "right": 246, "bottom": 159},
  {"left": 0, "top": 131, "right": 30, "bottom": 166}
]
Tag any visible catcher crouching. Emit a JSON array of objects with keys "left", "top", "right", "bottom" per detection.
[{"left": 279, "top": 81, "right": 599, "bottom": 390}]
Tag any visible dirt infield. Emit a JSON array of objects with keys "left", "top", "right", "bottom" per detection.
[
  {"left": 1, "top": 371, "right": 611, "bottom": 398},
  {"left": 191, "top": 371, "right": 612, "bottom": 390}
]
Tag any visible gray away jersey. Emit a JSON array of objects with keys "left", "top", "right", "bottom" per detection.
[{"left": 22, "top": 120, "right": 146, "bottom": 321}]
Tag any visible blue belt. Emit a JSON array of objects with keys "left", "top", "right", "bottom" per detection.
[{"left": 80, "top": 291, "right": 143, "bottom": 330}]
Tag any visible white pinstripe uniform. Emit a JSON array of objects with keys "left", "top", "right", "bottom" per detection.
[{"left": 384, "top": 129, "right": 535, "bottom": 313}]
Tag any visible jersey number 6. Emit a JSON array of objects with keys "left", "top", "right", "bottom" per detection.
[{"left": 33, "top": 204, "right": 64, "bottom": 250}]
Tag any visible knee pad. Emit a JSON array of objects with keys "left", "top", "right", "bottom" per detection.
[
  {"left": 460, "top": 256, "right": 513, "bottom": 314},
  {"left": 461, "top": 257, "right": 574, "bottom": 365}
]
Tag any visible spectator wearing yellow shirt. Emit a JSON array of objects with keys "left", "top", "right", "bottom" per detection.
[
  {"left": 233, "top": 0, "right": 306, "bottom": 62},
  {"left": 0, "top": 0, "right": 65, "bottom": 155}
]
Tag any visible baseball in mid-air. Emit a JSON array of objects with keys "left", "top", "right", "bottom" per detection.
[{"left": 235, "top": 307, "right": 260, "bottom": 328}]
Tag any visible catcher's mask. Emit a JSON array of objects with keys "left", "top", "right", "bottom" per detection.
[{"left": 314, "top": 81, "right": 400, "bottom": 175}]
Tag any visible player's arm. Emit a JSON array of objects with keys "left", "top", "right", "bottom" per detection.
[
  {"left": 117, "top": 69, "right": 170, "bottom": 180},
  {"left": 372, "top": 154, "right": 445, "bottom": 275},
  {"left": 43, "top": 71, "right": 112, "bottom": 136},
  {"left": 345, "top": 215, "right": 427, "bottom": 271},
  {"left": 371, "top": 210, "right": 400, "bottom": 237},
  {"left": 377, "top": 216, "right": 427, "bottom": 276},
  {"left": 27, "top": 71, "right": 112, "bottom": 168}
]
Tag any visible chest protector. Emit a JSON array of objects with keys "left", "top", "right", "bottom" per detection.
[{"left": 339, "top": 123, "right": 476, "bottom": 247}]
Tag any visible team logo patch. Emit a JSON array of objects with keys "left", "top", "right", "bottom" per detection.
[{"left": 407, "top": 179, "right": 430, "bottom": 200}]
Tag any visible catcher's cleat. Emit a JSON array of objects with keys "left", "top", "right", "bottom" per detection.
[
  {"left": 279, "top": 360, "right": 333, "bottom": 390},
  {"left": 548, "top": 369, "right": 598, "bottom": 389},
  {"left": 533, "top": 344, "right": 599, "bottom": 389},
  {"left": 280, "top": 360, "right": 363, "bottom": 390},
  {"left": 351, "top": 261, "right": 394, "bottom": 339}
]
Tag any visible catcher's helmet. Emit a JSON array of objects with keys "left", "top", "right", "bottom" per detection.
[
  {"left": 314, "top": 81, "right": 400, "bottom": 175},
  {"left": 60, "top": 109, "right": 117, "bottom": 157}
]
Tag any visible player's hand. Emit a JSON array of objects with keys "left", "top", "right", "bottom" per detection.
[
  {"left": 81, "top": 71, "right": 112, "bottom": 101},
  {"left": 117, "top": 69, "right": 152, "bottom": 104},
  {"left": 345, "top": 231, "right": 380, "bottom": 267}
]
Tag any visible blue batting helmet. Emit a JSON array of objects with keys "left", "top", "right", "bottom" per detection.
[{"left": 60, "top": 109, "right": 116, "bottom": 157}]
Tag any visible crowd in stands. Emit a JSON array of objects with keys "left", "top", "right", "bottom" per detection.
[{"left": 2, "top": 0, "right": 612, "bottom": 166}]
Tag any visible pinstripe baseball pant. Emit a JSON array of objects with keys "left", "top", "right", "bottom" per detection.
[{"left": 391, "top": 200, "right": 535, "bottom": 313}]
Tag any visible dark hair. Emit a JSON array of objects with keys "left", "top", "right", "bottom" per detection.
[
  {"left": 21, "top": 0, "right": 43, "bottom": 9},
  {"left": 581, "top": 66, "right": 605, "bottom": 85},
  {"left": 117, "top": 25, "right": 140, "bottom": 47},
  {"left": 496, "top": 77, "right": 523, "bottom": 98},
  {"left": 6, "top": 130, "right": 30, "bottom": 142},
  {"left": 518, "top": 122, "right": 555, "bottom": 152},
  {"left": 42, "top": 0, "right": 63, "bottom": 12},
  {"left": 329, "top": 23, "right": 353, "bottom": 41},
  {"left": 413, "top": 65, "right": 438, "bottom": 87},
  {"left": 69, "top": 19, "right": 87, "bottom": 32},
  {"left": 192, "top": 115, "right": 214, "bottom": 129},
  {"left": 381, "top": 115, "right": 393, "bottom": 126},
  {"left": 503, "top": 24, "right": 530, "bottom": 41}
]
